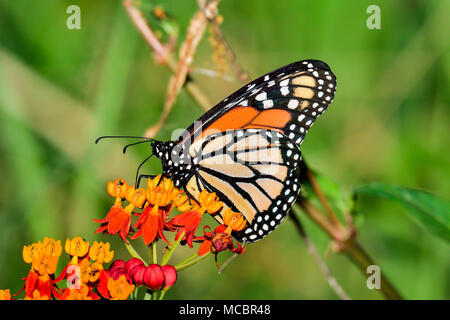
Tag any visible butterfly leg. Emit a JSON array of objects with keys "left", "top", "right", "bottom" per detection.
[{"left": 136, "top": 174, "right": 157, "bottom": 188}]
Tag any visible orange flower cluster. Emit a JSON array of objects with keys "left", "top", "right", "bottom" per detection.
[
  {"left": 21, "top": 237, "right": 63, "bottom": 299},
  {"left": 0, "top": 175, "right": 249, "bottom": 300},
  {"left": 94, "top": 176, "right": 247, "bottom": 263},
  {"left": 94, "top": 176, "right": 190, "bottom": 245},
  {"left": 1, "top": 237, "right": 135, "bottom": 300}
]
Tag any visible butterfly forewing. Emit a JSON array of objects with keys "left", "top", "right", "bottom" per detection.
[{"left": 166, "top": 59, "right": 336, "bottom": 242}]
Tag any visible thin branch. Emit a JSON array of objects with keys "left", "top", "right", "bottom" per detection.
[
  {"left": 199, "top": 0, "right": 250, "bottom": 83},
  {"left": 123, "top": 0, "right": 168, "bottom": 64},
  {"left": 305, "top": 164, "right": 341, "bottom": 227},
  {"left": 296, "top": 198, "right": 345, "bottom": 241},
  {"left": 344, "top": 242, "right": 403, "bottom": 300},
  {"left": 123, "top": 0, "right": 212, "bottom": 119},
  {"left": 289, "top": 211, "right": 351, "bottom": 300},
  {"left": 296, "top": 179, "right": 403, "bottom": 300},
  {"left": 144, "top": 1, "right": 220, "bottom": 137}
]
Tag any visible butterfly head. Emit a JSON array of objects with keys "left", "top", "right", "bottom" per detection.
[{"left": 152, "top": 141, "right": 192, "bottom": 188}]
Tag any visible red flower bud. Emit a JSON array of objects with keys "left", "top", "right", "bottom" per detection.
[
  {"left": 125, "top": 258, "right": 145, "bottom": 273},
  {"left": 129, "top": 265, "right": 146, "bottom": 286},
  {"left": 109, "top": 267, "right": 132, "bottom": 283},
  {"left": 144, "top": 264, "right": 165, "bottom": 290},
  {"left": 109, "top": 259, "right": 126, "bottom": 270},
  {"left": 161, "top": 265, "right": 177, "bottom": 289}
]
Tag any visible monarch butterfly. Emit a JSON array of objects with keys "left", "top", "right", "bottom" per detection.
[{"left": 98, "top": 59, "right": 336, "bottom": 243}]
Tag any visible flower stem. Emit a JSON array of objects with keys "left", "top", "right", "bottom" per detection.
[
  {"left": 124, "top": 241, "right": 148, "bottom": 265},
  {"left": 174, "top": 252, "right": 199, "bottom": 267},
  {"left": 159, "top": 289, "right": 168, "bottom": 300},
  {"left": 161, "top": 231, "right": 185, "bottom": 265},
  {"left": 175, "top": 252, "right": 210, "bottom": 271},
  {"left": 151, "top": 241, "right": 158, "bottom": 264}
]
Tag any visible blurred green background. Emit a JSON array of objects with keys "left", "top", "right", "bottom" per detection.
[{"left": 0, "top": 0, "right": 448, "bottom": 299}]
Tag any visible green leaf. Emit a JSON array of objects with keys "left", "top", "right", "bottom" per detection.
[{"left": 354, "top": 183, "right": 450, "bottom": 244}]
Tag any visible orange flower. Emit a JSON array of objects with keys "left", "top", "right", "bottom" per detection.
[
  {"left": 65, "top": 237, "right": 90, "bottom": 263},
  {"left": 89, "top": 241, "right": 114, "bottom": 264},
  {"left": 222, "top": 208, "right": 247, "bottom": 233},
  {"left": 94, "top": 180, "right": 146, "bottom": 242},
  {"left": 0, "top": 289, "right": 11, "bottom": 300},
  {"left": 24, "top": 289, "right": 50, "bottom": 300},
  {"left": 173, "top": 193, "right": 192, "bottom": 212},
  {"left": 94, "top": 204, "right": 133, "bottom": 242},
  {"left": 197, "top": 189, "right": 224, "bottom": 214},
  {"left": 24, "top": 270, "right": 53, "bottom": 299},
  {"left": 77, "top": 259, "right": 103, "bottom": 284},
  {"left": 107, "top": 178, "right": 128, "bottom": 199},
  {"left": 60, "top": 285, "right": 92, "bottom": 300},
  {"left": 23, "top": 237, "right": 62, "bottom": 276},
  {"left": 20, "top": 237, "right": 64, "bottom": 299},
  {"left": 107, "top": 275, "right": 135, "bottom": 300},
  {"left": 131, "top": 176, "right": 177, "bottom": 245},
  {"left": 169, "top": 189, "right": 223, "bottom": 247}
]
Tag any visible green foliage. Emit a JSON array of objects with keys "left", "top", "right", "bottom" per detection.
[{"left": 355, "top": 183, "right": 450, "bottom": 244}]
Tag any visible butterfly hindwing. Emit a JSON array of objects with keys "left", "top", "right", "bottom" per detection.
[{"left": 184, "top": 128, "right": 302, "bottom": 242}]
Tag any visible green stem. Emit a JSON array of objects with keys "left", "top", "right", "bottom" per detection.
[
  {"left": 175, "top": 252, "right": 211, "bottom": 271},
  {"left": 152, "top": 241, "right": 158, "bottom": 264},
  {"left": 131, "top": 286, "right": 139, "bottom": 300},
  {"left": 161, "top": 231, "right": 185, "bottom": 265},
  {"left": 175, "top": 253, "right": 198, "bottom": 267},
  {"left": 159, "top": 289, "right": 168, "bottom": 300},
  {"left": 124, "top": 241, "right": 148, "bottom": 265},
  {"left": 344, "top": 241, "right": 403, "bottom": 300}
]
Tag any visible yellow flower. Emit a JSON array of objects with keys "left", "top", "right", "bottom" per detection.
[
  {"left": 107, "top": 275, "right": 135, "bottom": 300},
  {"left": 223, "top": 208, "right": 247, "bottom": 233},
  {"left": 65, "top": 237, "right": 90, "bottom": 260},
  {"left": 42, "top": 237, "right": 62, "bottom": 261},
  {"left": 0, "top": 289, "right": 11, "bottom": 300},
  {"left": 23, "top": 243, "right": 37, "bottom": 264},
  {"left": 89, "top": 241, "right": 114, "bottom": 264}
]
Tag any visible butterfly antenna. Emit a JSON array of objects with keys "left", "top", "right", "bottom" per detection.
[
  {"left": 95, "top": 135, "right": 154, "bottom": 144},
  {"left": 122, "top": 140, "right": 153, "bottom": 154}
]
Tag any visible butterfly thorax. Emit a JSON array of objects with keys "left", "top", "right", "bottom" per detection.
[{"left": 152, "top": 140, "right": 194, "bottom": 188}]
